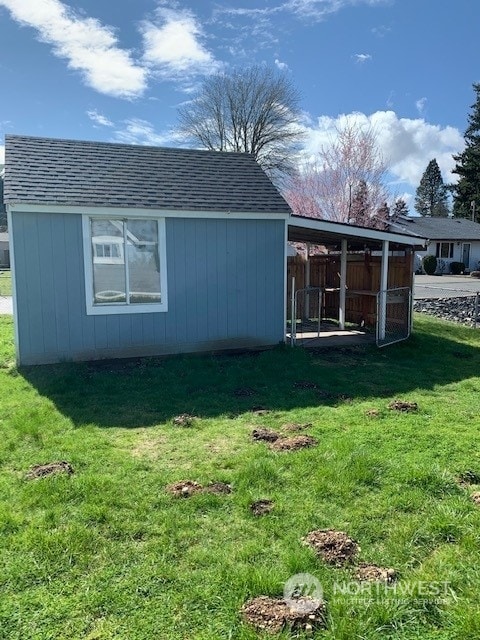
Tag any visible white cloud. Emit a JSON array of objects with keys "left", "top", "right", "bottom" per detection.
[
  {"left": 216, "top": 0, "right": 387, "bottom": 23},
  {"left": 86, "top": 109, "right": 114, "bottom": 127},
  {"left": 141, "top": 7, "right": 218, "bottom": 79},
  {"left": 0, "top": 0, "right": 147, "bottom": 98},
  {"left": 302, "top": 110, "right": 464, "bottom": 189},
  {"left": 113, "top": 118, "right": 172, "bottom": 147},
  {"left": 354, "top": 53, "right": 372, "bottom": 64},
  {"left": 274, "top": 58, "right": 289, "bottom": 71},
  {"left": 0, "top": 145, "right": 4, "bottom": 168},
  {"left": 415, "top": 97, "right": 427, "bottom": 115}
]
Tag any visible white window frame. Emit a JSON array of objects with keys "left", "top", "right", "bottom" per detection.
[{"left": 82, "top": 215, "right": 168, "bottom": 315}]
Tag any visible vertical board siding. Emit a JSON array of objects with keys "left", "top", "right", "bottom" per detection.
[{"left": 12, "top": 212, "right": 285, "bottom": 364}]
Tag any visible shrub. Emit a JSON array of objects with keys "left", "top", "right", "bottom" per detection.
[
  {"left": 450, "top": 261, "right": 465, "bottom": 275},
  {"left": 422, "top": 255, "right": 437, "bottom": 275}
]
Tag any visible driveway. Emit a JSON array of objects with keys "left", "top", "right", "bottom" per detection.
[
  {"left": 414, "top": 274, "right": 480, "bottom": 299},
  {"left": 0, "top": 296, "right": 13, "bottom": 314}
]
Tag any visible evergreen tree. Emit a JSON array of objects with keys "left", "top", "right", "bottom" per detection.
[
  {"left": 452, "top": 83, "right": 480, "bottom": 220},
  {"left": 392, "top": 197, "right": 409, "bottom": 218},
  {"left": 414, "top": 159, "right": 449, "bottom": 216}
]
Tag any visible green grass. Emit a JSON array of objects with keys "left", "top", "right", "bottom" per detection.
[
  {"left": 1, "top": 313, "right": 480, "bottom": 639},
  {"left": 0, "top": 270, "right": 12, "bottom": 296}
]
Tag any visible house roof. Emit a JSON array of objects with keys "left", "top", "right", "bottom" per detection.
[
  {"left": 289, "top": 215, "right": 427, "bottom": 250},
  {"left": 3, "top": 135, "right": 291, "bottom": 214},
  {"left": 389, "top": 216, "right": 480, "bottom": 241}
]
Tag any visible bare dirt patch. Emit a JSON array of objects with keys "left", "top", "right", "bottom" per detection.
[
  {"left": 250, "top": 499, "right": 274, "bottom": 516},
  {"left": 131, "top": 434, "right": 167, "bottom": 459},
  {"left": 251, "top": 428, "right": 280, "bottom": 443},
  {"left": 303, "top": 529, "right": 359, "bottom": 566},
  {"left": 166, "top": 480, "right": 203, "bottom": 497},
  {"left": 269, "top": 435, "right": 318, "bottom": 452},
  {"left": 365, "top": 409, "right": 380, "bottom": 418},
  {"left": 241, "top": 596, "right": 326, "bottom": 635},
  {"left": 281, "top": 422, "right": 312, "bottom": 432},
  {"left": 471, "top": 491, "right": 480, "bottom": 505},
  {"left": 355, "top": 563, "right": 397, "bottom": 583},
  {"left": 25, "top": 461, "right": 74, "bottom": 480},
  {"left": 388, "top": 400, "right": 418, "bottom": 413},
  {"left": 172, "top": 414, "right": 196, "bottom": 427}
]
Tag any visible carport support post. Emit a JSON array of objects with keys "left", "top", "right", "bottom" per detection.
[
  {"left": 339, "top": 239, "right": 347, "bottom": 330},
  {"left": 379, "top": 240, "right": 390, "bottom": 341},
  {"left": 304, "top": 243, "right": 311, "bottom": 320}
]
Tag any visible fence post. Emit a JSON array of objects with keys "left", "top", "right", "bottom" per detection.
[{"left": 291, "top": 276, "right": 296, "bottom": 346}]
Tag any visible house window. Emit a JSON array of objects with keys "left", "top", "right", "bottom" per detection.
[
  {"left": 435, "top": 242, "right": 454, "bottom": 259},
  {"left": 83, "top": 217, "right": 168, "bottom": 315}
]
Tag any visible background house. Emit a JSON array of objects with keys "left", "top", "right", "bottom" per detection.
[
  {"left": 0, "top": 232, "right": 9, "bottom": 268},
  {"left": 390, "top": 216, "right": 480, "bottom": 273}
]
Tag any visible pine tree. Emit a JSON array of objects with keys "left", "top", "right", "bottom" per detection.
[
  {"left": 452, "top": 83, "right": 480, "bottom": 220},
  {"left": 414, "top": 159, "right": 449, "bottom": 216},
  {"left": 392, "top": 197, "right": 409, "bottom": 218}
]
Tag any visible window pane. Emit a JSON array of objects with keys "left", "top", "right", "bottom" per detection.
[
  {"left": 91, "top": 220, "right": 126, "bottom": 303},
  {"left": 440, "top": 243, "right": 449, "bottom": 258},
  {"left": 126, "top": 220, "right": 161, "bottom": 304}
]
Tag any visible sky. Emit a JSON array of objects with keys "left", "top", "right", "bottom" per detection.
[{"left": 0, "top": 0, "right": 478, "bottom": 210}]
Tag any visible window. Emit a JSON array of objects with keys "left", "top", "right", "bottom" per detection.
[
  {"left": 436, "top": 242, "right": 453, "bottom": 259},
  {"left": 84, "top": 217, "right": 167, "bottom": 315}
]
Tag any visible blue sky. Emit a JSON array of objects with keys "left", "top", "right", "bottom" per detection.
[{"left": 0, "top": 0, "right": 477, "bottom": 208}]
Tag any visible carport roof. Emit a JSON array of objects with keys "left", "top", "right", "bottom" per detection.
[{"left": 288, "top": 215, "right": 427, "bottom": 251}]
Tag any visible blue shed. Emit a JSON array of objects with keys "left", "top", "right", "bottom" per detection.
[{"left": 4, "top": 135, "right": 290, "bottom": 365}]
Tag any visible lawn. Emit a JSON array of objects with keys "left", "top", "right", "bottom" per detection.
[
  {"left": 0, "top": 270, "right": 12, "bottom": 296},
  {"left": 1, "top": 314, "right": 480, "bottom": 639}
]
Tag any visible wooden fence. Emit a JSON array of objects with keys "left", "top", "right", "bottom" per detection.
[{"left": 287, "top": 252, "right": 413, "bottom": 326}]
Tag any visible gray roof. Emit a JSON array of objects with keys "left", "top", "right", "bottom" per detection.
[
  {"left": 390, "top": 216, "right": 480, "bottom": 241},
  {"left": 3, "top": 135, "right": 291, "bottom": 214}
]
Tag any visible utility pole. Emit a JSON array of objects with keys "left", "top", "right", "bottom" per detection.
[{"left": 471, "top": 200, "right": 476, "bottom": 222}]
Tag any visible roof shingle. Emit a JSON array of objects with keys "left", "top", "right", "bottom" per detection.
[
  {"left": 3, "top": 135, "right": 291, "bottom": 214},
  {"left": 390, "top": 216, "right": 480, "bottom": 241}
]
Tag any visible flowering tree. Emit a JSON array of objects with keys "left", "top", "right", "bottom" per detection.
[{"left": 284, "top": 121, "right": 390, "bottom": 229}]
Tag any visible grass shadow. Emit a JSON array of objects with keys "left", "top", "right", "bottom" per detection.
[{"left": 16, "top": 316, "right": 480, "bottom": 428}]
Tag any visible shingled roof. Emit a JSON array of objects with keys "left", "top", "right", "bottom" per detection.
[
  {"left": 390, "top": 215, "right": 480, "bottom": 241},
  {"left": 3, "top": 135, "right": 291, "bottom": 214}
]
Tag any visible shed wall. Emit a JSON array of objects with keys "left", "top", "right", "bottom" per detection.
[{"left": 12, "top": 212, "right": 286, "bottom": 364}]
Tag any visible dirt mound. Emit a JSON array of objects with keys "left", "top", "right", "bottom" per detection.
[
  {"left": 355, "top": 564, "right": 396, "bottom": 583},
  {"left": 281, "top": 422, "right": 312, "bottom": 432},
  {"left": 166, "top": 480, "right": 232, "bottom": 497},
  {"left": 388, "top": 400, "right": 418, "bottom": 413},
  {"left": 172, "top": 414, "right": 196, "bottom": 427},
  {"left": 241, "top": 595, "right": 326, "bottom": 635},
  {"left": 204, "top": 482, "right": 232, "bottom": 495},
  {"left": 471, "top": 491, "right": 480, "bottom": 505},
  {"left": 269, "top": 435, "right": 318, "bottom": 452},
  {"left": 457, "top": 470, "right": 480, "bottom": 486},
  {"left": 250, "top": 499, "right": 274, "bottom": 516},
  {"left": 365, "top": 408, "right": 380, "bottom": 418},
  {"left": 25, "top": 461, "right": 74, "bottom": 480},
  {"left": 303, "top": 529, "right": 359, "bottom": 566},
  {"left": 166, "top": 480, "right": 203, "bottom": 497},
  {"left": 251, "top": 428, "right": 280, "bottom": 442}
]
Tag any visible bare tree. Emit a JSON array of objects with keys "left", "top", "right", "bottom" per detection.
[
  {"left": 177, "top": 66, "right": 304, "bottom": 178},
  {"left": 284, "top": 121, "right": 390, "bottom": 229}
]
